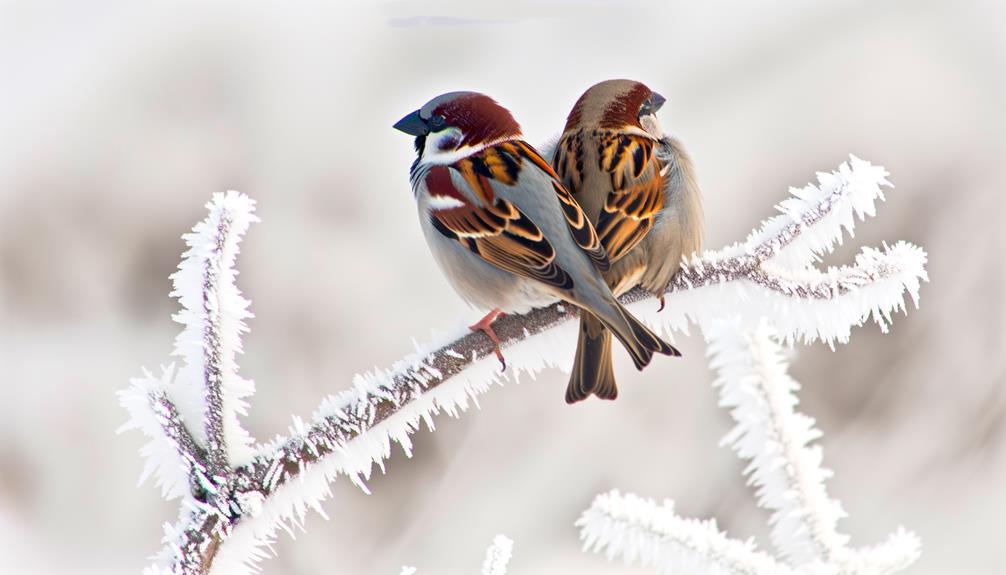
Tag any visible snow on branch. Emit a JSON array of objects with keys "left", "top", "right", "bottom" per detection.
[
  {"left": 638, "top": 156, "right": 926, "bottom": 348},
  {"left": 576, "top": 320, "right": 921, "bottom": 574},
  {"left": 119, "top": 156, "right": 926, "bottom": 574},
  {"left": 170, "top": 190, "right": 259, "bottom": 474},
  {"left": 119, "top": 365, "right": 208, "bottom": 499},
  {"left": 400, "top": 534, "right": 514, "bottom": 575},
  {"left": 579, "top": 490, "right": 791, "bottom": 575},
  {"left": 481, "top": 534, "right": 515, "bottom": 575},
  {"left": 711, "top": 320, "right": 848, "bottom": 565}
]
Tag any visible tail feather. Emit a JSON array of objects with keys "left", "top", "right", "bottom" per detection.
[
  {"left": 624, "top": 309, "right": 682, "bottom": 359},
  {"left": 595, "top": 301, "right": 680, "bottom": 371},
  {"left": 566, "top": 315, "right": 618, "bottom": 404},
  {"left": 565, "top": 294, "right": 680, "bottom": 403}
]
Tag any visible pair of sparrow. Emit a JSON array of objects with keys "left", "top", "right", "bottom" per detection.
[{"left": 394, "top": 79, "right": 703, "bottom": 404}]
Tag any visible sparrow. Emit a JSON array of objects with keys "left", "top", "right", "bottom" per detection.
[
  {"left": 393, "top": 91, "right": 677, "bottom": 377},
  {"left": 551, "top": 79, "right": 703, "bottom": 403}
]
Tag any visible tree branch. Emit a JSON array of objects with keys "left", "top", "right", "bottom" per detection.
[
  {"left": 578, "top": 490, "right": 792, "bottom": 575},
  {"left": 575, "top": 321, "right": 921, "bottom": 574},
  {"left": 711, "top": 320, "right": 851, "bottom": 566},
  {"left": 147, "top": 391, "right": 211, "bottom": 498},
  {"left": 202, "top": 211, "right": 234, "bottom": 479}
]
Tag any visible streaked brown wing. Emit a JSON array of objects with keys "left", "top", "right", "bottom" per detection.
[
  {"left": 444, "top": 141, "right": 608, "bottom": 273},
  {"left": 552, "top": 131, "right": 584, "bottom": 191},
  {"left": 594, "top": 133, "right": 665, "bottom": 262},
  {"left": 424, "top": 165, "right": 573, "bottom": 291}
]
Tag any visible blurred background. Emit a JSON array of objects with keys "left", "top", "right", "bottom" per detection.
[{"left": 1, "top": 0, "right": 1003, "bottom": 573}]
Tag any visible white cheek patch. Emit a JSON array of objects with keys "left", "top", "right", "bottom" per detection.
[
  {"left": 419, "top": 128, "right": 515, "bottom": 167},
  {"left": 423, "top": 128, "right": 463, "bottom": 159},
  {"left": 417, "top": 131, "right": 521, "bottom": 169},
  {"left": 427, "top": 195, "right": 467, "bottom": 210},
  {"left": 639, "top": 113, "right": 663, "bottom": 138}
]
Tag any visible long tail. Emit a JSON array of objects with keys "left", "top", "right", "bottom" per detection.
[
  {"left": 566, "top": 314, "right": 617, "bottom": 403},
  {"left": 567, "top": 301, "right": 681, "bottom": 403}
]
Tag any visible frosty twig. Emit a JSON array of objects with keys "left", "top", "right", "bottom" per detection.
[
  {"left": 400, "top": 535, "right": 514, "bottom": 575},
  {"left": 576, "top": 321, "right": 921, "bottom": 574},
  {"left": 579, "top": 490, "right": 793, "bottom": 575},
  {"left": 713, "top": 320, "right": 853, "bottom": 566},
  {"left": 147, "top": 390, "right": 209, "bottom": 495},
  {"left": 200, "top": 211, "right": 234, "bottom": 479}
]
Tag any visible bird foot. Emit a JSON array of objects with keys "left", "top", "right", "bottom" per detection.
[{"left": 469, "top": 308, "right": 507, "bottom": 371}]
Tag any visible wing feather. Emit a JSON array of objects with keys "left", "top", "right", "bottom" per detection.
[
  {"left": 590, "top": 133, "right": 665, "bottom": 263},
  {"left": 423, "top": 164, "right": 574, "bottom": 291},
  {"left": 425, "top": 139, "right": 611, "bottom": 288},
  {"left": 511, "top": 141, "right": 610, "bottom": 272},
  {"left": 433, "top": 139, "right": 611, "bottom": 274}
]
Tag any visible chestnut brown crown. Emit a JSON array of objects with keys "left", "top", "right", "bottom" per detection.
[
  {"left": 563, "top": 79, "right": 665, "bottom": 132},
  {"left": 394, "top": 91, "right": 523, "bottom": 148}
]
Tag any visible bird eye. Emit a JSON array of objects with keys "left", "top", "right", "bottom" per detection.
[
  {"left": 639, "top": 98, "right": 654, "bottom": 117},
  {"left": 429, "top": 115, "right": 446, "bottom": 130},
  {"left": 437, "top": 133, "right": 460, "bottom": 151}
]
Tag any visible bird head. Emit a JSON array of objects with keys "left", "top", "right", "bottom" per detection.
[
  {"left": 394, "top": 92, "right": 522, "bottom": 166},
  {"left": 563, "top": 79, "right": 666, "bottom": 138}
]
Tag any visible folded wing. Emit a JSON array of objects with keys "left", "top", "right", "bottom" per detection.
[
  {"left": 556, "top": 132, "right": 666, "bottom": 264},
  {"left": 423, "top": 140, "right": 611, "bottom": 290},
  {"left": 424, "top": 164, "right": 574, "bottom": 290}
]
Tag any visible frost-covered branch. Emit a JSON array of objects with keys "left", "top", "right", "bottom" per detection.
[
  {"left": 120, "top": 156, "right": 927, "bottom": 574},
  {"left": 579, "top": 490, "right": 792, "bottom": 575},
  {"left": 169, "top": 190, "right": 258, "bottom": 476},
  {"left": 400, "top": 534, "right": 513, "bottom": 575},
  {"left": 481, "top": 534, "right": 515, "bottom": 575},
  {"left": 711, "top": 320, "right": 849, "bottom": 566},
  {"left": 198, "top": 209, "right": 235, "bottom": 477},
  {"left": 119, "top": 366, "right": 209, "bottom": 498},
  {"left": 648, "top": 156, "right": 926, "bottom": 347},
  {"left": 576, "top": 321, "right": 921, "bottom": 574}
]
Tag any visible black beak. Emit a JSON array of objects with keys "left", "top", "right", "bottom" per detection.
[
  {"left": 650, "top": 92, "right": 667, "bottom": 113},
  {"left": 393, "top": 110, "right": 429, "bottom": 136}
]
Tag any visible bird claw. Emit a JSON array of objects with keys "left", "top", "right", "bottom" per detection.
[
  {"left": 657, "top": 296, "right": 666, "bottom": 313},
  {"left": 469, "top": 308, "right": 507, "bottom": 372}
]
